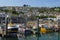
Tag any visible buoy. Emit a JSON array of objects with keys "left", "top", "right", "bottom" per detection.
[{"left": 40, "top": 28, "right": 46, "bottom": 33}]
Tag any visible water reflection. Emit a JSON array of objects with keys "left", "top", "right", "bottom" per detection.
[
  {"left": 39, "top": 32, "right": 58, "bottom": 40},
  {"left": 1, "top": 37, "right": 18, "bottom": 40},
  {"left": 58, "top": 32, "right": 60, "bottom": 40},
  {"left": 0, "top": 32, "right": 59, "bottom": 40}
]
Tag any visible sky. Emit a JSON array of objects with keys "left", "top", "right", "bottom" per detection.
[{"left": 0, "top": 0, "right": 60, "bottom": 7}]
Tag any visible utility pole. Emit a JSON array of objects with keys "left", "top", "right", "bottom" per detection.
[
  {"left": 37, "top": 17, "right": 40, "bottom": 34},
  {"left": 5, "top": 15, "right": 8, "bottom": 37},
  {"left": 1, "top": 17, "right": 4, "bottom": 37},
  {"left": 25, "top": 15, "right": 27, "bottom": 29},
  {"left": 37, "top": 14, "right": 41, "bottom": 40}
]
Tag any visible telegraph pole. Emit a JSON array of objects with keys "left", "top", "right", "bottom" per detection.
[
  {"left": 5, "top": 15, "right": 8, "bottom": 37},
  {"left": 37, "top": 14, "right": 41, "bottom": 40}
]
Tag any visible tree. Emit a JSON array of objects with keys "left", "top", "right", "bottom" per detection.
[
  {"left": 11, "top": 10, "right": 20, "bottom": 16},
  {"left": 19, "top": 11, "right": 24, "bottom": 14}
]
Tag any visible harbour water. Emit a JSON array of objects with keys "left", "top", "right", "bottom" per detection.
[{"left": 0, "top": 32, "right": 59, "bottom": 40}]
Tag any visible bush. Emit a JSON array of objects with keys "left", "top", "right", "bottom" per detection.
[{"left": 36, "top": 16, "right": 56, "bottom": 19}]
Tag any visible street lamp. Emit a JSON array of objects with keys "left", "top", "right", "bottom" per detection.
[
  {"left": 37, "top": 14, "right": 41, "bottom": 40},
  {"left": 38, "top": 14, "right": 41, "bottom": 32},
  {"left": 25, "top": 14, "right": 30, "bottom": 29},
  {"left": 5, "top": 15, "right": 9, "bottom": 36}
]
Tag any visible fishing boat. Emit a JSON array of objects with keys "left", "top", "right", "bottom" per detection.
[{"left": 0, "top": 23, "right": 18, "bottom": 37}]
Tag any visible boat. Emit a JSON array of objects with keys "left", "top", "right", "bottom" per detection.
[
  {"left": 0, "top": 23, "right": 18, "bottom": 37},
  {"left": 24, "top": 29, "right": 33, "bottom": 36},
  {"left": 40, "top": 27, "right": 46, "bottom": 33}
]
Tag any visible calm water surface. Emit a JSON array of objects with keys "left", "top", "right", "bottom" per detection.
[{"left": 0, "top": 32, "right": 59, "bottom": 40}]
